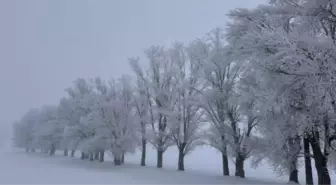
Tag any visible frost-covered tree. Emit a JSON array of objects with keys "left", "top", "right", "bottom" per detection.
[
  {"left": 226, "top": 1, "right": 336, "bottom": 184},
  {"left": 167, "top": 42, "right": 205, "bottom": 171},
  {"left": 131, "top": 69, "right": 150, "bottom": 166},
  {"left": 89, "top": 77, "right": 110, "bottom": 162},
  {"left": 223, "top": 65, "right": 263, "bottom": 178},
  {"left": 60, "top": 76, "right": 138, "bottom": 164},
  {"left": 12, "top": 117, "right": 33, "bottom": 152},
  {"left": 86, "top": 76, "right": 138, "bottom": 165},
  {"left": 129, "top": 46, "right": 176, "bottom": 168},
  {"left": 12, "top": 121, "right": 25, "bottom": 149},
  {"left": 250, "top": 93, "right": 303, "bottom": 183},
  {"left": 191, "top": 28, "right": 242, "bottom": 176},
  {"left": 34, "top": 105, "right": 64, "bottom": 156},
  {"left": 59, "top": 97, "right": 77, "bottom": 157},
  {"left": 64, "top": 78, "right": 95, "bottom": 159},
  {"left": 12, "top": 108, "right": 40, "bottom": 152}
]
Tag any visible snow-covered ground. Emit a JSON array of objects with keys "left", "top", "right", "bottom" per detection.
[
  {"left": 0, "top": 138, "right": 334, "bottom": 184},
  {"left": 127, "top": 146, "right": 335, "bottom": 185}
]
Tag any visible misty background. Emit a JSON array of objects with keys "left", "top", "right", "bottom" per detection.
[{"left": 0, "top": 0, "right": 266, "bottom": 143}]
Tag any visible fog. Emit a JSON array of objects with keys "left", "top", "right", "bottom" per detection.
[{"left": 0, "top": 0, "right": 265, "bottom": 138}]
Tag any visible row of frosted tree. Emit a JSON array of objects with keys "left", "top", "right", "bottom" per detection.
[{"left": 12, "top": 1, "right": 336, "bottom": 185}]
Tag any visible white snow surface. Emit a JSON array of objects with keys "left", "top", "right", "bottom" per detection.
[{"left": 0, "top": 139, "right": 334, "bottom": 184}]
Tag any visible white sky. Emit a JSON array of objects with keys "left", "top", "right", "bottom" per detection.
[{"left": 0, "top": 0, "right": 266, "bottom": 131}]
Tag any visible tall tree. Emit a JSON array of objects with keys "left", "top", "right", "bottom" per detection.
[
  {"left": 130, "top": 46, "right": 176, "bottom": 168},
  {"left": 192, "top": 28, "right": 238, "bottom": 176},
  {"left": 226, "top": 1, "right": 336, "bottom": 184},
  {"left": 132, "top": 73, "right": 149, "bottom": 166},
  {"left": 168, "top": 42, "right": 205, "bottom": 171}
]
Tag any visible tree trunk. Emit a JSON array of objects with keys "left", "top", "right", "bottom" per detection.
[
  {"left": 220, "top": 138, "right": 230, "bottom": 176},
  {"left": 25, "top": 148, "right": 29, "bottom": 152},
  {"left": 121, "top": 153, "right": 125, "bottom": 164},
  {"left": 31, "top": 148, "right": 35, "bottom": 152},
  {"left": 220, "top": 135, "right": 230, "bottom": 176},
  {"left": 157, "top": 149, "right": 163, "bottom": 168},
  {"left": 178, "top": 147, "right": 185, "bottom": 171},
  {"left": 80, "top": 152, "right": 88, "bottom": 160},
  {"left": 71, "top": 150, "right": 75, "bottom": 157},
  {"left": 289, "top": 168, "right": 299, "bottom": 184},
  {"left": 289, "top": 158, "right": 299, "bottom": 184},
  {"left": 49, "top": 149, "right": 55, "bottom": 156},
  {"left": 94, "top": 152, "right": 99, "bottom": 160},
  {"left": 235, "top": 154, "right": 245, "bottom": 178},
  {"left": 49, "top": 143, "right": 56, "bottom": 156},
  {"left": 304, "top": 137, "right": 313, "bottom": 185},
  {"left": 63, "top": 149, "right": 68, "bottom": 156},
  {"left": 222, "top": 152, "right": 230, "bottom": 176},
  {"left": 114, "top": 156, "right": 122, "bottom": 165},
  {"left": 287, "top": 137, "right": 299, "bottom": 184},
  {"left": 141, "top": 138, "right": 146, "bottom": 166},
  {"left": 314, "top": 153, "right": 330, "bottom": 185},
  {"left": 89, "top": 152, "right": 94, "bottom": 161},
  {"left": 309, "top": 133, "right": 331, "bottom": 185},
  {"left": 99, "top": 150, "right": 104, "bottom": 162}
]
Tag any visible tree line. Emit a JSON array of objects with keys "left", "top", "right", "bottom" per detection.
[{"left": 12, "top": 1, "right": 336, "bottom": 185}]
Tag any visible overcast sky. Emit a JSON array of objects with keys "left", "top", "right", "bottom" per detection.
[{"left": 0, "top": 0, "right": 266, "bottom": 133}]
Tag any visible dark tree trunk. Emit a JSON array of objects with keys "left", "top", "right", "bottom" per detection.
[
  {"left": 235, "top": 154, "right": 245, "bottom": 178},
  {"left": 304, "top": 137, "right": 313, "bottom": 185},
  {"left": 157, "top": 149, "right": 163, "bottom": 168},
  {"left": 177, "top": 143, "right": 186, "bottom": 171},
  {"left": 178, "top": 148, "right": 185, "bottom": 171},
  {"left": 222, "top": 152, "right": 230, "bottom": 176},
  {"left": 156, "top": 115, "right": 166, "bottom": 169},
  {"left": 287, "top": 137, "right": 299, "bottom": 184},
  {"left": 141, "top": 138, "right": 146, "bottom": 166},
  {"left": 31, "top": 148, "right": 35, "bottom": 152},
  {"left": 49, "top": 149, "right": 55, "bottom": 156},
  {"left": 63, "top": 149, "right": 68, "bottom": 156},
  {"left": 121, "top": 153, "right": 125, "bottom": 164},
  {"left": 25, "top": 148, "right": 29, "bottom": 152},
  {"left": 114, "top": 156, "right": 122, "bottom": 165},
  {"left": 80, "top": 152, "right": 88, "bottom": 160},
  {"left": 309, "top": 133, "right": 331, "bottom": 185},
  {"left": 314, "top": 153, "right": 330, "bottom": 185},
  {"left": 289, "top": 168, "right": 299, "bottom": 184},
  {"left": 71, "top": 150, "right": 75, "bottom": 157},
  {"left": 94, "top": 152, "right": 99, "bottom": 160},
  {"left": 220, "top": 137, "right": 230, "bottom": 176},
  {"left": 289, "top": 157, "right": 299, "bottom": 184},
  {"left": 49, "top": 143, "right": 56, "bottom": 156},
  {"left": 89, "top": 152, "right": 94, "bottom": 161},
  {"left": 99, "top": 150, "right": 104, "bottom": 162},
  {"left": 80, "top": 152, "right": 85, "bottom": 160}
]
